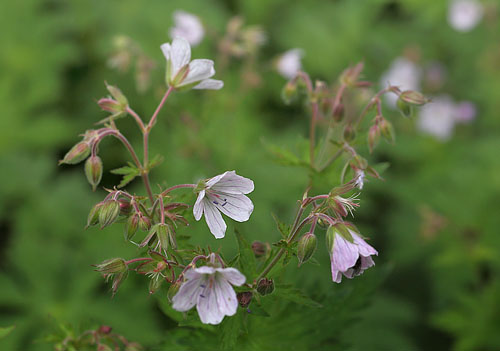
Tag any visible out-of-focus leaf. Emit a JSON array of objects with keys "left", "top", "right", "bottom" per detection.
[{"left": 110, "top": 162, "right": 140, "bottom": 188}]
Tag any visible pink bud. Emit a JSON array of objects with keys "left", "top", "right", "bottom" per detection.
[{"left": 59, "top": 141, "right": 90, "bottom": 165}]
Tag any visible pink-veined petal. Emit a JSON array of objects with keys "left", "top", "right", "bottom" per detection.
[
  {"left": 214, "top": 276, "right": 238, "bottom": 318},
  {"left": 360, "top": 255, "right": 375, "bottom": 270},
  {"left": 332, "top": 234, "right": 359, "bottom": 272},
  {"left": 196, "top": 280, "right": 225, "bottom": 325},
  {"left": 170, "top": 37, "right": 191, "bottom": 77},
  {"left": 172, "top": 274, "right": 204, "bottom": 312},
  {"left": 193, "top": 190, "right": 206, "bottom": 221},
  {"left": 203, "top": 200, "right": 227, "bottom": 239},
  {"left": 193, "top": 266, "right": 216, "bottom": 275},
  {"left": 208, "top": 171, "right": 254, "bottom": 194},
  {"left": 193, "top": 79, "right": 224, "bottom": 90},
  {"left": 208, "top": 192, "right": 253, "bottom": 222},
  {"left": 181, "top": 59, "right": 215, "bottom": 86},
  {"left": 350, "top": 230, "right": 378, "bottom": 257},
  {"left": 217, "top": 267, "right": 246, "bottom": 286}
]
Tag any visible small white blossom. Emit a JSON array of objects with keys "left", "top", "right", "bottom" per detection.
[
  {"left": 448, "top": 0, "right": 484, "bottom": 32},
  {"left": 161, "top": 37, "right": 223, "bottom": 90},
  {"left": 417, "top": 96, "right": 458, "bottom": 141},
  {"left": 454, "top": 101, "right": 477, "bottom": 123},
  {"left": 172, "top": 259, "right": 246, "bottom": 325},
  {"left": 380, "top": 57, "right": 422, "bottom": 107},
  {"left": 276, "top": 49, "right": 304, "bottom": 79},
  {"left": 193, "top": 171, "right": 254, "bottom": 238},
  {"left": 169, "top": 10, "right": 205, "bottom": 46},
  {"left": 354, "top": 170, "right": 365, "bottom": 190}
]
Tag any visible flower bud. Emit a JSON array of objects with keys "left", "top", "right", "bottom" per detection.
[
  {"left": 251, "top": 241, "right": 268, "bottom": 258},
  {"left": 111, "top": 270, "right": 128, "bottom": 296},
  {"left": 379, "top": 118, "right": 395, "bottom": 144},
  {"left": 149, "top": 276, "right": 163, "bottom": 295},
  {"left": 167, "top": 281, "right": 181, "bottom": 302},
  {"left": 343, "top": 124, "right": 356, "bottom": 142},
  {"left": 97, "top": 326, "right": 112, "bottom": 335},
  {"left": 340, "top": 62, "right": 364, "bottom": 87},
  {"left": 281, "top": 80, "right": 298, "bottom": 105},
  {"left": 156, "top": 224, "right": 170, "bottom": 251},
  {"left": 399, "top": 90, "right": 428, "bottom": 106},
  {"left": 86, "top": 202, "right": 103, "bottom": 228},
  {"left": 368, "top": 124, "right": 380, "bottom": 153},
  {"left": 95, "top": 258, "right": 127, "bottom": 274},
  {"left": 297, "top": 233, "right": 317, "bottom": 266},
  {"left": 396, "top": 97, "right": 412, "bottom": 118},
  {"left": 105, "top": 82, "right": 128, "bottom": 106},
  {"left": 59, "top": 141, "right": 90, "bottom": 165},
  {"left": 98, "top": 98, "right": 123, "bottom": 114},
  {"left": 237, "top": 291, "right": 253, "bottom": 308},
  {"left": 99, "top": 200, "right": 121, "bottom": 228},
  {"left": 84, "top": 155, "right": 103, "bottom": 191},
  {"left": 138, "top": 214, "right": 151, "bottom": 231},
  {"left": 118, "top": 199, "right": 132, "bottom": 215},
  {"left": 124, "top": 214, "right": 139, "bottom": 241},
  {"left": 256, "top": 278, "right": 274, "bottom": 296}
]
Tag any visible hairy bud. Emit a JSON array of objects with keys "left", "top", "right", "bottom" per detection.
[
  {"left": 99, "top": 200, "right": 121, "bottom": 228},
  {"left": 297, "top": 233, "right": 317, "bottom": 266},
  {"left": 237, "top": 291, "right": 253, "bottom": 308},
  {"left": 86, "top": 202, "right": 103, "bottom": 228},
  {"left": 105, "top": 82, "right": 128, "bottom": 107},
  {"left": 59, "top": 141, "right": 90, "bottom": 165},
  {"left": 399, "top": 90, "right": 428, "bottom": 106},
  {"left": 256, "top": 278, "right": 274, "bottom": 296},
  {"left": 138, "top": 214, "right": 151, "bottom": 231},
  {"left": 368, "top": 124, "right": 380, "bottom": 153},
  {"left": 124, "top": 214, "right": 139, "bottom": 241},
  {"left": 379, "top": 118, "right": 395, "bottom": 144},
  {"left": 84, "top": 155, "right": 103, "bottom": 191},
  {"left": 251, "top": 241, "right": 269, "bottom": 258},
  {"left": 95, "top": 258, "right": 127, "bottom": 274}
]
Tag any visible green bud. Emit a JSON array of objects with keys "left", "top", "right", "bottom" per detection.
[
  {"left": 297, "top": 233, "right": 317, "bottom": 266},
  {"left": 367, "top": 125, "right": 380, "bottom": 153},
  {"left": 124, "top": 214, "right": 139, "bottom": 241},
  {"left": 149, "top": 276, "right": 163, "bottom": 295},
  {"left": 167, "top": 281, "right": 181, "bottom": 302},
  {"left": 325, "top": 226, "right": 336, "bottom": 252},
  {"left": 94, "top": 257, "right": 127, "bottom": 274},
  {"left": 379, "top": 118, "right": 395, "bottom": 144},
  {"left": 84, "top": 155, "right": 103, "bottom": 191},
  {"left": 99, "top": 200, "right": 121, "bottom": 228},
  {"left": 59, "top": 141, "right": 90, "bottom": 165},
  {"left": 105, "top": 82, "right": 128, "bottom": 106},
  {"left": 399, "top": 90, "right": 428, "bottom": 105},
  {"left": 111, "top": 270, "right": 128, "bottom": 296},
  {"left": 396, "top": 97, "right": 413, "bottom": 118},
  {"left": 256, "top": 278, "right": 274, "bottom": 296},
  {"left": 86, "top": 202, "right": 103, "bottom": 228},
  {"left": 281, "top": 80, "right": 298, "bottom": 105},
  {"left": 156, "top": 224, "right": 170, "bottom": 251}
]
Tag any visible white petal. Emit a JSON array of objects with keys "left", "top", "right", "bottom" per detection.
[
  {"left": 172, "top": 273, "right": 204, "bottom": 312},
  {"left": 193, "top": 79, "right": 224, "bottom": 90},
  {"left": 193, "top": 190, "right": 206, "bottom": 221},
  {"left": 213, "top": 276, "right": 238, "bottom": 318},
  {"left": 170, "top": 37, "right": 191, "bottom": 78},
  {"left": 160, "top": 43, "right": 171, "bottom": 61},
  {"left": 332, "top": 234, "right": 359, "bottom": 272},
  {"left": 208, "top": 171, "right": 254, "bottom": 194},
  {"left": 360, "top": 255, "right": 375, "bottom": 270},
  {"left": 193, "top": 266, "right": 216, "bottom": 275},
  {"left": 197, "top": 281, "right": 225, "bottom": 325},
  {"left": 203, "top": 200, "right": 227, "bottom": 239},
  {"left": 205, "top": 172, "right": 228, "bottom": 189},
  {"left": 330, "top": 259, "right": 343, "bottom": 283},
  {"left": 350, "top": 230, "right": 378, "bottom": 257},
  {"left": 180, "top": 59, "right": 215, "bottom": 86},
  {"left": 208, "top": 192, "right": 253, "bottom": 222},
  {"left": 217, "top": 267, "right": 246, "bottom": 286}
]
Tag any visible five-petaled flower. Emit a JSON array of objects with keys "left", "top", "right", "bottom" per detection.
[
  {"left": 172, "top": 255, "right": 246, "bottom": 325},
  {"left": 161, "top": 37, "right": 223, "bottom": 90},
  {"left": 193, "top": 171, "right": 254, "bottom": 238},
  {"left": 328, "top": 227, "right": 377, "bottom": 283}
]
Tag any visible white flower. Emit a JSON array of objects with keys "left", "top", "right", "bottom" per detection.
[
  {"left": 380, "top": 57, "right": 422, "bottom": 107},
  {"left": 448, "top": 0, "right": 484, "bottom": 32},
  {"left": 276, "top": 49, "right": 304, "bottom": 79},
  {"left": 417, "top": 95, "right": 458, "bottom": 141},
  {"left": 161, "top": 37, "right": 223, "bottom": 90},
  {"left": 169, "top": 10, "right": 205, "bottom": 46},
  {"left": 193, "top": 171, "right": 254, "bottom": 238},
  {"left": 454, "top": 101, "right": 477, "bottom": 123},
  {"left": 172, "top": 262, "right": 246, "bottom": 325}
]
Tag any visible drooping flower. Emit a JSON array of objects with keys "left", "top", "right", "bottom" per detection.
[
  {"left": 327, "top": 226, "right": 377, "bottom": 283},
  {"left": 161, "top": 37, "right": 223, "bottom": 90},
  {"left": 276, "top": 49, "right": 304, "bottom": 79},
  {"left": 448, "top": 0, "right": 484, "bottom": 32},
  {"left": 169, "top": 10, "right": 205, "bottom": 46},
  {"left": 172, "top": 255, "right": 246, "bottom": 325},
  {"left": 193, "top": 171, "right": 254, "bottom": 238},
  {"left": 380, "top": 57, "right": 422, "bottom": 107}
]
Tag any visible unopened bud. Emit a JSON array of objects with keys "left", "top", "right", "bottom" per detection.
[
  {"left": 124, "top": 214, "right": 139, "bottom": 241},
  {"left": 105, "top": 82, "right": 128, "bottom": 106},
  {"left": 84, "top": 155, "right": 103, "bottom": 191},
  {"left": 343, "top": 124, "right": 356, "bottom": 142},
  {"left": 237, "top": 291, "right": 253, "bottom": 308},
  {"left": 167, "top": 281, "right": 181, "bottom": 302},
  {"left": 59, "top": 141, "right": 90, "bottom": 165},
  {"left": 379, "top": 118, "right": 395, "bottom": 144},
  {"left": 399, "top": 90, "right": 428, "bottom": 106},
  {"left": 281, "top": 80, "right": 298, "bottom": 105},
  {"left": 138, "top": 215, "right": 151, "bottom": 231},
  {"left": 340, "top": 62, "right": 364, "bottom": 87},
  {"left": 332, "top": 103, "right": 344, "bottom": 121},
  {"left": 98, "top": 98, "right": 123, "bottom": 113},
  {"left": 118, "top": 199, "right": 131, "bottom": 215},
  {"left": 99, "top": 200, "right": 121, "bottom": 228},
  {"left": 368, "top": 124, "right": 380, "bottom": 153},
  {"left": 251, "top": 241, "right": 268, "bottom": 258},
  {"left": 256, "top": 278, "right": 274, "bottom": 296},
  {"left": 297, "top": 233, "right": 317, "bottom": 266},
  {"left": 111, "top": 270, "right": 128, "bottom": 296},
  {"left": 95, "top": 257, "right": 127, "bottom": 274},
  {"left": 87, "top": 202, "right": 103, "bottom": 228},
  {"left": 156, "top": 224, "right": 170, "bottom": 251},
  {"left": 98, "top": 326, "right": 112, "bottom": 335},
  {"left": 396, "top": 97, "right": 412, "bottom": 118}
]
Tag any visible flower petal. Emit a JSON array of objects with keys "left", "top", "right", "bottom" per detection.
[
  {"left": 213, "top": 276, "right": 238, "bottom": 318},
  {"left": 217, "top": 267, "right": 246, "bottom": 286},
  {"left": 170, "top": 37, "right": 191, "bottom": 77},
  {"left": 332, "top": 234, "right": 359, "bottom": 272},
  {"left": 350, "top": 230, "right": 378, "bottom": 257},
  {"left": 197, "top": 280, "right": 225, "bottom": 325},
  {"left": 193, "top": 79, "right": 224, "bottom": 90},
  {"left": 203, "top": 200, "right": 227, "bottom": 238},
  {"left": 193, "top": 190, "right": 206, "bottom": 221},
  {"left": 181, "top": 59, "right": 215, "bottom": 86},
  {"left": 193, "top": 266, "right": 216, "bottom": 275},
  {"left": 172, "top": 273, "right": 204, "bottom": 312},
  {"left": 208, "top": 171, "right": 254, "bottom": 194},
  {"left": 160, "top": 43, "right": 171, "bottom": 61},
  {"left": 330, "top": 260, "right": 343, "bottom": 283},
  {"left": 208, "top": 192, "right": 253, "bottom": 222},
  {"left": 360, "top": 255, "right": 375, "bottom": 270}
]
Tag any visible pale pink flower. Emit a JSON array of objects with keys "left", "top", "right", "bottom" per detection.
[
  {"left": 193, "top": 171, "right": 254, "bottom": 238},
  {"left": 417, "top": 95, "right": 457, "bottom": 141},
  {"left": 169, "top": 10, "right": 205, "bottom": 46},
  {"left": 172, "top": 261, "right": 246, "bottom": 325},
  {"left": 276, "top": 49, "right": 304, "bottom": 79},
  {"left": 161, "top": 37, "right": 223, "bottom": 90},
  {"left": 329, "top": 229, "right": 377, "bottom": 283},
  {"left": 454, "top": 101, "right": 477, "bottom": 123},
  {"left": 448, "top": 0, "right": 484, "bottom": 32}
]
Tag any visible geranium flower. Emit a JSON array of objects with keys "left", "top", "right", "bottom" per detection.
[
  {"left": 329, "top": 227, "right": 377, "bottom": 283},
  {"left": 380, "top": 57, "right": 422, "bottom": 107},
  {"left": 172, "top": 259, "right": 246, "bottom": 325},
  {"left": 448, "top": 0, "right": 483, "bottom": 32},
  {"left": 161, "top": 37, "right": 223, "bottom": 90},
  {"left": 193, "top": 171, "right": 254, "bottom": 238},
  {"left": 169, "top": 10, "right": 205, "bottom": 46},
  {"left": 276, "top": 49, "right": 303, "bottom": 79}
]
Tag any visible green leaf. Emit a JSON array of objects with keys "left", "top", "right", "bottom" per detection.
[
  {"left": 263, "top": 142, "right": 310, "bottom": 169},
  {"left": 274, "top": 284, "right": 323, "bottom": 308},
  {"left": 0, "top": 325, "right": 15, "bottom": 339},
  {"left": 235, "top": 229, "right": 257, "bottom": 280},
  {"left": 271, "top": 213, "right": 291, "bottom": 239},
  {"left": 247, "top": 302, "right": 270, "bottom": 317},
  {"left": 219, "top": 309, "right": 243, "bottom": 350},
  {"left": 110, "top": 162, "right": 140, "bottom": 188},
  {"left": 147, "top": 154, "right": 164, "bottom": 170}
]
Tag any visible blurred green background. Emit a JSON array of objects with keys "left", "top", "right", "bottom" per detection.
[{"left": 1, "top": 0, "right": 500, "bottom": 350}]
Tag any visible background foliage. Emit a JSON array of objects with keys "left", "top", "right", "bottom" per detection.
[{"left": 1, "top": 0, "right": 499, "bottom": 350}]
